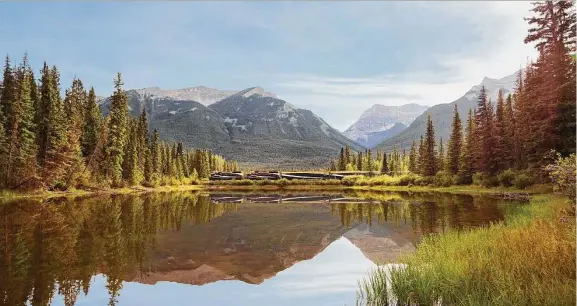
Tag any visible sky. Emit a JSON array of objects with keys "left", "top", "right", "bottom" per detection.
[
  {"left": 52, "top": 237, "right": 379, "bottom": 306},
  {"left": 0, "top": 2, "right": 537, "bottom": 131}
]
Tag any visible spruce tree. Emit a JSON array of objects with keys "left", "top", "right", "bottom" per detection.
[
  {"left": 105, "top": 73, "right": 129, "bottom": 186},
  {"left": 81, "top": 87, "right": 102, "bottom": 157},
  {"left": 422, "top": 114, "right": 437, "bottom": 176},
  {"left": 474, "top": 85, "right": 498, "bottom": 175},
  {"left": 338, "top": 147, "right": 346, "bottom": 170},
  {"left": 437, "top": 137, "right": 445, "bottom": 173},
  {"left": 356, "top": 151, "right": 363, "bottom": 171},
  {"left": 447, "top": 104, "right": 462, "bottom": 175},
  {"left": 381, "top": 152, "right": 389, "bottom": 174},
  {"left": 5, "top": 56, "right": 38, "bottom": 187},
  {"left": 408, "top": 141, "right": 417, "bottom": 173},
  {"left": 458, "top": 110, "right": 475, "bottom": 184},
  {"left": 417, "top": 135, "right": 425, "bottom": 175}
]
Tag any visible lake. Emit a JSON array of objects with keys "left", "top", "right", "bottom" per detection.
[{"left": 0, "top": 190, "right": 523, "bottom": 306}]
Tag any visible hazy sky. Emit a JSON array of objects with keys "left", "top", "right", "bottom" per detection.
[{"left": 0, "top": 2, "right": 537, "bottom": 131}]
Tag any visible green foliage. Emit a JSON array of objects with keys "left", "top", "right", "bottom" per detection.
[
  {"left": 472, "top": 172, "right": 483, "bottom": 186},
  {"left": 358, "top": 195, "right": 576, "bottom": 306},
  {"left": 498, "top": 169, "right": 516, "bottom": 187},
  {"left": 545, "top": 153, "right": 576, "bottom": 203},
  {"left": 432, "top": 171, "right": 454, "bottom": 187},
  {"left": 481, "top": 175, "right": 500, "bottom": 188},
  {"left": 513, "top": 173, "right": 535, "bottom": 190}
]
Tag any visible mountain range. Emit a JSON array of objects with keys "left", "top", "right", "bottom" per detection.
[
  {"left": 98, "top": 70, "right": 520, "bottom": 168},
  {"left": 343, "top": 104, "right": 429, "bottom": 148},
  {"left": 99, "top": 86, "right": 361, "bottom": 169},
  {"left": 376, "top": 71, "right": 520, "bottom": 151}
]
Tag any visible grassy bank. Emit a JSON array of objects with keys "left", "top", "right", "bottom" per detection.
[{"left": 357, "top": 194, "right": 576, "bottom": 306}]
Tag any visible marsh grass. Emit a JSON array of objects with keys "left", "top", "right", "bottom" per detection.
[{"left": 357, "top": 194, "right": 576, "bottom": 306}]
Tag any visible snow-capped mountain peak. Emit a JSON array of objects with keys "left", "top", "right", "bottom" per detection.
[
  {"left": 343, "top": 103, "right": 429, "bottom": 148},
  {"left": 132, "top": 86, "right": 238, "bottom": 106}
]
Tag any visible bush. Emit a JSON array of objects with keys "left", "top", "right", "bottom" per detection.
[
  {"left": 482, "top": 175, "right": 500, "bottom": 188},
  {"left": 513, "top": 173, "right": 534, "bottom": 189},
  {"left": 398, "top": 174, "right": 418, "bottom": 186},
  {"left": 342, "top": 176, "right": 361, "bottom": 186},
  {"left": 498, "top": 169, "right": 516, "bottom": 187},
  {"left": 545, "top": 153, "right": 576, "bottom": 203},
  {"left": 433, "top": 172, "right": 453, "bottom": 187},
  {"left": 472, "top": 173, "right": 483, "bottom": 186}
]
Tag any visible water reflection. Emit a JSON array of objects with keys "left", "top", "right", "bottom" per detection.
[{"left": 0, "top": 191, "right": 521, "bottom": 306}]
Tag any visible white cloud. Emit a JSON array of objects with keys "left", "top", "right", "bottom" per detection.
[{"left": 274, "top": 1, "right": 538, "bottom": 131}]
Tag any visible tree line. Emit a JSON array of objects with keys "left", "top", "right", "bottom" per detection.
[
  {"left": 0, "top": 57, "right": 239, "bottom": 190},
  {"left": 333, "top": 0, "right": 575, "bottom": 185}
]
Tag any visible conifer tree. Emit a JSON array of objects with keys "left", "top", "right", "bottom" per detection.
[
  {"left": 150, "top": 129, "right": 160, "bottom": 180},
  {"left": 4, "top": 56, "right": 38, "bottom": 187},
  {"left": 1, "top": 56, "right": 16, "bottom": 134},
  {"left": 344, "top": 146, "right": 351, "bottom": 166},
  {"left": 329, "top": 160, "right": 336, "bottom": 171},
  {"left": 356, "top": 151, "right": 363, "bottom": 171},
  {"left": 381, "top": 152, "right": 389, "bottom": 174},
  {"left": 502, "top": 94, "right": 517, "bottom": 168},
  {"left": 408, "top": 141, "right": 417, "bottom": 173},
  {"left": 105, "top": 73, "right": 128, "bottom": 186},
  {"left": 81, "top": 87, "right": 102, "bottom": 157},
  {"left": 338, "top": 147, "right": 346, "bottom": 170},
  {"left": 474, "top": 85, "right": 498, "bottom": 175},
  {"left": 417, "top": 135, "right": 425, "bottom": 175},
  {"left": 437, "top": 137, "right": 445, "bottom": 172},
  {"left": 366, "top": 149, "right": 373, "bottom": 172},
  {"left": 447, "top": 104, "right": 462, "bottom": 175},
  {"left": 422, "top": 114, "right": 437, "bottom": 176},
  {"left": 458, "top": 110, "right": 475, "bottom": 184}
]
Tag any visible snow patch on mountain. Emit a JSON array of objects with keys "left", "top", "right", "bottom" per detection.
[
  {"left": 132, "top": 86, "right": 237, "bottom": 106},
  {"left": 343, "top": 103, "right": 429, "bottom": 148}
]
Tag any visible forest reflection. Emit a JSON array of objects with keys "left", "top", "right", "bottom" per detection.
[{"left": 0, "top": 191, "right": 517, "bottom": 306}]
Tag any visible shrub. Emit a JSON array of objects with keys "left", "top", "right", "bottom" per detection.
[
  {"left": 398, "top": 174, "right": 418, "bottom": 186},
  {"left": 342, "top": 176, "right": 361, "bottom": 186},
  {"left": 513, "top": 173, "right": 534, "bottom": 189},
  {"left": 481, "top": 175, "right": 500, "bottom": 188},
  {"left": 433, "top": 171, "right": 453, "bottom": 187},
  {"left": 498, "top": 169, "right": 516, "bottom": 187},
  {"left": 545, "top": 153, "right": 576, "bottom": 203},
  {"left": 472, "top": 173, "right": 483, "bottom": 186}
]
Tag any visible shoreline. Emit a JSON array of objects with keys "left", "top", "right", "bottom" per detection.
[{"left": 0, "top": 182, "right": 552, "bottom": 200}]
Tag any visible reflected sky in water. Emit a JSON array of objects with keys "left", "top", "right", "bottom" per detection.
[
  {"left": 51, "top": 237, "right": 375, "bottom": 306},
  {"left": 4, "top": 191, "right": 523, "bottom": 306}
]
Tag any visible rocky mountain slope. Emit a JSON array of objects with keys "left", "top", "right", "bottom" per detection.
[
  {"left": 377, "top": 71, "right": 520, "bottom": 152},
  {"left": 343, "top": 104, "right": 428, "bottom": 148},
  {"left": 99, "top": 86, "right": 361, "bottom": 169}
]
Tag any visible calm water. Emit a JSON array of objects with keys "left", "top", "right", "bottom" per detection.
[{"left": 0, "top": 191, "right": 523, "bottom": 306}]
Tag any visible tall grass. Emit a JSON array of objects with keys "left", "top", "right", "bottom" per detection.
[{"left": 357, "top": 195, "right": 576, "bottom": 306}]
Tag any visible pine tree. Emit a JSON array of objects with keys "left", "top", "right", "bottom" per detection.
[
  {"left": 437, "top": 137, "right": 445, "bottom": 172},
  {"left": 458, "top": 110, "right": 475, "bottom": 184},
  {"left": 105, "top": 73, "right": 128, "bottom": 186},
  {"left": 4, "top": 56, "right": 38, "bottom": 187},
  {"left": 150, "top": 129, "right": 160, "bottom": 181},
  {"left": 338, "top": 147, "right": 346, "bottom": 170},
  {"left": 122, "top": 119, "right": 139, "bottom": 185},
  {"left": 408, "top": 141, "right": 417, "bottom": 173},
  {"left": 474, "top": 85, "right": 498, "bottom": 175},
  {"left": 1, "top": 56, "right": 16, "bottom": 134},
  {"left": 422, "top": 114, "right": 437, "bottom": 176},
  {"left": 417, "top": 135, "right": 425, "bottom": 175},
  {"left": 366, "top": 149, "right": 373, "bottom": 172},
  {"left": 381, "top": 152, "right": 389, "bottom": 174},
  {"left": 447, "top": 104, "right": 462, "bottom": 175},
  {"left": 81, "top": 87, "right": 102, "bottom": 157},
  {"left": 502, "top": 94, "right": 516, "bottom": 168},
  {"left": 356, "top": 151, "right": 363, "bottom": 171},
  {"left": 344, "top": 145, "right": 351, "bottom": 166},
  {"left": 525, "top": 0, "right": 576, "bottom": 157},
  {"left": 329, "top": 160, "right": 336, "bottom": 171}
]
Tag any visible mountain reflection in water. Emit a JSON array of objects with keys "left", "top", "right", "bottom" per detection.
[{"left": 0, "top": 191, "right": 522, "bottom": 306}]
